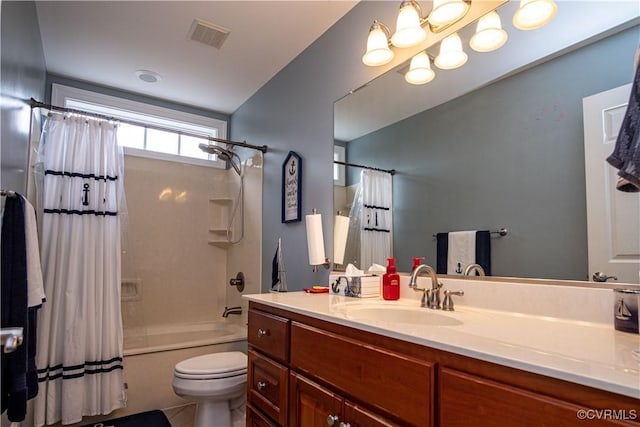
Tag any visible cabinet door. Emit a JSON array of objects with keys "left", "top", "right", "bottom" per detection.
[
  {"left": 344, "top": 401, "right": 402, "bottom": 427},
  {"left": 289, "top": 372, "right": 343, "bottom": 427},
  {"left": 440, "top": 368, "right": 639, "bottom": 427}
]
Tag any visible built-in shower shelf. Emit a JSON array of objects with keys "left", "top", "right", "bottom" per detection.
[
  {"left": 209, "top": 197, "right": 233, "bottom": 204},
  {"left": 208, "top": 198, "right": 234, "bottom": 246}
]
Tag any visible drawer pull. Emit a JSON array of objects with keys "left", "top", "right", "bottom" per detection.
[
  {"left": 339, "top": 423, "right": 351, "bottom": 427},
  {"left": 256, "top": 381, "right": 267, "bottom": 391},
  {"left": 327, "top": 414, "right": 340, "bottom": 426},
  {"left": 257, "top": 328, "right": 270, "bottom": 338}
]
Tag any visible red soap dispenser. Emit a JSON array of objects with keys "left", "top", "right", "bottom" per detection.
[
  {"left": 412, "top": 257, "right": 425, "bottom": 271},
  {"left": 383, "top": 258, "right": 400, "bottom": 300}
]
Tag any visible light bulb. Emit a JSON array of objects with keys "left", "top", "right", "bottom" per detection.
[
  {"left": 391, "top": 1, "right": 427, "bottom": 48},
  {"left": 470, "top": 11, "right": 508, "bottom": 52},
  {"left": 428, "top": 0, "right": 470, "bottom": 29},
  {"left": 405, "top": 52, "right": 435, "bottom": 85},
  {"left": 362, "top": 21, "right": 394, "bottom": 66},
  {"left": 434, "top": 32, "right": 467, "bottom": 70},
  {"left": 513, "top": 0, "right": 557, "bottom": 31}
]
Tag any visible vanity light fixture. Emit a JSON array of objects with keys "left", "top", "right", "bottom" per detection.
[
  {"left": 405, "top": 52, "right": 435, "bottom": 85},
  {"left": 362, "top": 0, "right": 557, "bottom": 87},
  {"left": 391, "top": 1, "right": 427, "bottom": 48},
  {"left": 428, "top": 0, "right": 471, "bottom": 31},
  {"left": 469, "top": 11, "right": 508, "bottom": 52},
  {"left": 513, "top": 0, "right": 558, "bottom": 31},
  {"left": 362, "top": 20, "right": 395, "bottom": 66},
  {"left": 434, "top": 32, "right": 467, "bottom": 70}
]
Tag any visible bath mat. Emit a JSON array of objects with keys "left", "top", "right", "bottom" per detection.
[{"left": 80, "top": 409, "right": 171, "bottom": 427}]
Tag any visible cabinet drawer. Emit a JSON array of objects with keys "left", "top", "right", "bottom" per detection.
[
  {"left": 248, "top": 349, "right": 289, "bottom": 426},
  {"left": 247, "top": 403, "right": 279, "bottom": 427},
  {"left": 290, "top": 322, "right": 434, "bottom": 427},
  {"left": 439, "top": 368, "right": 639, "bottom": 427},
  {"left": 248, "top": 309, "right": 290, "bottom": 362}
]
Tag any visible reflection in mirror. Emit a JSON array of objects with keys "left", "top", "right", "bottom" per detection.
[
  {"left": 334, "top": 2, "right": 640, "bottom": 283},
  {"left": 333, "top": 159, "right": 395, "bottom": 270}
]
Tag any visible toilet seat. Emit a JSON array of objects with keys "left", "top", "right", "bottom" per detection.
[{"left": 174, "top": 351, "right": 247, "bottom": 380}]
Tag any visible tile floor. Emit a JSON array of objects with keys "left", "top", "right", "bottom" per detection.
[{"left": 163, "top": 404, "right": 196, "bottom": 427}]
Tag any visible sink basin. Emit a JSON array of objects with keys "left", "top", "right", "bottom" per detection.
[{"left": 344, "top": 306, "right": 463, "bottom": 326}]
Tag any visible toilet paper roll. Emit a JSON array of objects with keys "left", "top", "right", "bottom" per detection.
[
  {"left": 306, "top": 213, "right": 326, "bottom": 265},
  {"left": 333, "top": 215, "right": 350, "bottom": 265}
]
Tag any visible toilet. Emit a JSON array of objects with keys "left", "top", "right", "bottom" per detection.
[{"left": 172, "top": 351, "right": 247, "bottom": 427}]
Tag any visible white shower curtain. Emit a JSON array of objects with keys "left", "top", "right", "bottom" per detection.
[
  {"left": 34, "top": 113, "right": 125, "bottom": 426},
  {"left": 346, "top": 170, "right": 393, "bottom": 269}
]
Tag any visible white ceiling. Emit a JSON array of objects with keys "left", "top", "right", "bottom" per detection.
[
  {"left": 35, "top": 0, "right": 359, "bottom": 115},
  {"left": 335, "top": 1, "right": 640, "bottom": 141}
]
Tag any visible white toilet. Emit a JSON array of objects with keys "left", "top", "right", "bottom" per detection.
[{"left": 172, "top": 351, "right": 248, "bottom": 427}]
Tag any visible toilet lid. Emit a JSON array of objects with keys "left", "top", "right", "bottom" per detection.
[{"left": 174, "top": 352, "right": 247, "bottom": 379}]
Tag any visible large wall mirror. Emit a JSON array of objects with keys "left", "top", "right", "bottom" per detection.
[{"left": 334, "top": 1, "right": 640, "bottom": 283}]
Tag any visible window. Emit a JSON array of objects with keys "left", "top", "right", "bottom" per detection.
[
  {"left": 52, "top": 84, "right": 228, "bottom": 167},
  {"left": 334, "top": 145, "right": 346, "bottom": 186}
]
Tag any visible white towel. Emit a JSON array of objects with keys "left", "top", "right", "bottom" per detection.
[
  {"left": 23, "top": 197, "right": 45, "bottom": 307},
  {"left": 447, "top": 231, "right": 476, "bottom": 275}
]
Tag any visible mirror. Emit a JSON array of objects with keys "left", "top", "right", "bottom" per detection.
[{"left": 334, "top": 1, "right": 640, "bottom": 282}]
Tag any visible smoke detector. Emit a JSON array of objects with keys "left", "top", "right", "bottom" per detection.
[{"left": 188, "top": 18, "right": 230, "bottom": 49}]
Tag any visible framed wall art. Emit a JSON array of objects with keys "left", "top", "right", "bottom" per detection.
[{"left": 282, "top": 151, "right": 302, "bottom": 223}]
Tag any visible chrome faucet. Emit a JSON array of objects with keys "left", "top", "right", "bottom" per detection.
[
  {"left": 222, "top": 306, "right": 242, "bottom": 318},
  {"left": 463, "top": 263, "right": 486, "bottom": 276},
  {"left": 408, "top": 264, "right": 443, "bottom": 309}
]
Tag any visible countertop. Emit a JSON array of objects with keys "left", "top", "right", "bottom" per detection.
[{"left": 244, "top": 291, "right": 640, "bottom": 399}]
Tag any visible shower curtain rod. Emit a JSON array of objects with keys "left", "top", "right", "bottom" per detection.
[
  {"left": 334, "top": 160, "right": 395, "bottom": 175},
  {"left": 29, "top": 98, "right": 268, "bottom": 153}
]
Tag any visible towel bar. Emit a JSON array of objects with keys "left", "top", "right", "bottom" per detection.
[{"left": 432, "top": 228, "right": 507, "bottom": 238}]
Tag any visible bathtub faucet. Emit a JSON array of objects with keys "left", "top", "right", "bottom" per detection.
[{"left": 222, "top": 306, "right": 242, "bottom": 318}]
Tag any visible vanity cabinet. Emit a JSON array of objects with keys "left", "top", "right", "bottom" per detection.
[
  {"left": 439, "top": 368, "right": 638, "bottom": 427},
  {"left": 248, "top": 301, "right": 639, "bottom": 427},
  {"left": 248, "top": 303, "right": 432, "bottom": 426},
  {"left": 289, "top": 371, "right": 401, "bottom": 427}
]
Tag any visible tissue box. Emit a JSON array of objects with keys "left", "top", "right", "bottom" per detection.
[{"left": 329, "top": 273, "right": 381, "bottom": 298}]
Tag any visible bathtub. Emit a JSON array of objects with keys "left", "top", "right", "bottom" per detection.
[
  {"left": 89, "top": 320, "right": 248, "bottom": 423},
  {"left": 123, "top": 320, "right": 247, "bottom": 356}
]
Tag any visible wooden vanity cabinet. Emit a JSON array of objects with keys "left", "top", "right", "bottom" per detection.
[
  {"left": 248, "top": 302, "right": 433, "bottom": 427},
  {"left": 289, "top": 371, "right": 401, "bottom": 427},
  {"left": 248, "top": 301, "right": 639, "bottom": 427},
  {"left": 247, "top": 309, "right": 291, "bottom": 426},
  {"left": 439, "top": 367, "right": 640, "bottom": 427}
]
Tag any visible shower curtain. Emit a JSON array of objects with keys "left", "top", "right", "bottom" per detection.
[
  {"left": 345, "top": 170, "right": 393, "bottom": 269},
  {"left": 34, "top": 113, "right": 125, "bottom": 426}
]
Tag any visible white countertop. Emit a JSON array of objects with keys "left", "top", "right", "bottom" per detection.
[{"left": 244, "top": 289, "right": 640, "bottom": 399}]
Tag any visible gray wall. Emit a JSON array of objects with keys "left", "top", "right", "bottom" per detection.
[
  {"left": 231, "top": 2, "right": 413, "bottom": 291},
  {"left": 1, "top": 0, "right": 47, "bottom": 194},
  {"left": 346, "top": 26, "right": 639, "bottom": 279}
]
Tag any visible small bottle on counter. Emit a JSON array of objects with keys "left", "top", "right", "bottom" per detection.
[
  {"left": 383, "top": 258, "right": 400, "bottom": 300},
  {"left": 412, "top": 257, "right": 425, "bottom": 271}
]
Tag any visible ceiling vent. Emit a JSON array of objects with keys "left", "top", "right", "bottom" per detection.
[{"left": 188, "top": 18, "right": 230, "bottom": 49}]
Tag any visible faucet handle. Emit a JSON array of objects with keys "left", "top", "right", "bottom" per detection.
[{"left": 442, "top": 290, "right": 464, "bottom": 311}]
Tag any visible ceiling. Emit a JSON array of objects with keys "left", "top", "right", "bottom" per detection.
[
  {"left": 35, "top": 1, "right": 359, "bottom": 115},
  {"left": 335, "top": 1, "right": 640, "bottom": 141}
]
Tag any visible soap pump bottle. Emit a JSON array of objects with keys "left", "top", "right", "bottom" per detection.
[
  {"left": 383, "top": 258, "right": 400, "bottom": 301},
  {"left": 412, "top": 257, "right": 425, "bottom": 271}
]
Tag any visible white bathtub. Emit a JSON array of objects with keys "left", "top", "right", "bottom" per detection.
[
  {"left": 84, "top": 320, "right": 249, "bottom": 423},
  {"left": 123, "top": 320, "right": 247, "bottom": 356}
]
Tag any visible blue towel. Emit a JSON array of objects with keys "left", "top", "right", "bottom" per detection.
[
  {"left": 1, "top": 194, "right": 30, "bottom": 421},
  {"left": 607, "top": 55, "right": 640, "bottom": 192},
  {"left": 436, "top": 230, "right": 491, "bottom": 275}
]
